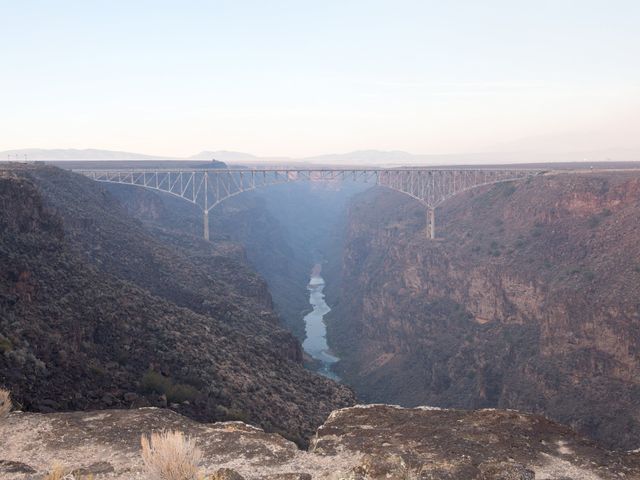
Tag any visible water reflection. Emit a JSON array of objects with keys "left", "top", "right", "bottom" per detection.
[{"left": 302, "top": 264, "right": 340, "bottom": 380}]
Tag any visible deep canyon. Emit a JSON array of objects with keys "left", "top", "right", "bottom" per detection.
[
  {"left": 2, "top": 163, "right": 640, "bottom": 478},
  {"left": 104, "top": 166, "right": 640, "bottom": 451}
]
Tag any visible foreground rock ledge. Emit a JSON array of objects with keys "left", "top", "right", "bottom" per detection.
[{"left": 1, "top": 405, "right": 639, "bottom": 479}]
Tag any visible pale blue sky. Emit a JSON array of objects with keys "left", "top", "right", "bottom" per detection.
[{"left": 1, "top": 0, "right": 639, "bottom": 158}]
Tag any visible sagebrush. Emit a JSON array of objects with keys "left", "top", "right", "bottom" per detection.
[{"left": 141, "top": 430, "right": 203, "bottom": 480}]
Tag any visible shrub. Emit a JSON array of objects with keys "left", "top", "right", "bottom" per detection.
[
  {"left": 140, "top": 370, "right": 199, "bottom": 403},
  {"left": 588, "top": 209, "right": 613, "bottom": 228},
  {"left": 588, "top": 215, "right": 601, "bottom": 228},
  {"left": 43, "top": 463, "right": 67, "bottom": 480},
  {"left": 0, "top": 388, "right": 11, "bottom": 419},
  {"left": 0, "top": 335, "right": 12, "bottom": 353},
  {"left": 141, "top": 430, "right": 203, "bottom": 480},
  {"left": 167, "top": 384, "right": 199, "bottom": 404},
  {"left": 501, "top": 183, "right": 517, "bottom": 197},
  {"left": 531, "top": 223, "right": 544, "bottom": 238},
  {"left": 43, "top": 463, "right": 88, "bottom": 480},
  {"left": 43, "top": 462, "right": 93, "bottom": 480},
  {"left": 514, "top": 238, "right": 527, "bottom": 249},
  {"left": 225, "top": 408, "right": 250, "bottom": 423},
  {"left": 488, "top": 240, "right": 501, "bottom": 257},
  {"left": 141, "top": 370, "right": 173, "bottom": 395}
]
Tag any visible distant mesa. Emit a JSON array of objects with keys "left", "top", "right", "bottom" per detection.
[
  {"left": 1, "top": 148, "right": 170, "bottom": 161},
  {"left": 4, "top": 146, "right": 640, "bottom": 167}
]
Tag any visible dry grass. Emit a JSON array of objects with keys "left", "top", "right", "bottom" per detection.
[
  {"left": 43, "top": 463, "right": 67, "bottom": 480},
  {"left": 141, "top": 430, "right": 203, "bottom": 480},
  {"left": 42, "top": 462, "right": 88, "bottom": 480},
  {"left": 0, "top": 388, "right": 11, "bottom": 419},
  {"left": 43, "top": 462, "right": 94, "bottom": 480}
]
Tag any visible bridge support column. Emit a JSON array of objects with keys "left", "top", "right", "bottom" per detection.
[
  {"left": 427, "top": 207, "right": 436, "bottom": 240},
  {"left": 203, "top": 210, "right": 209, "bottom": 241}
]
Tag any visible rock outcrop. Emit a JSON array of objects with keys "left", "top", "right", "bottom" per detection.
[
  {"left": 2, "top": 405, "right": 639, "bottom": 479},
  {"left": 328, "top": 172, "right": 640, "bottom": 450}
]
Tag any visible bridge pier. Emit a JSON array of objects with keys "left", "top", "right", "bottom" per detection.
[
  {"left": 427, "top": 207, "right": 436, "bottom": 240},
  {"left": 203, "top": 210, "right": 209, "bottom": 241}
]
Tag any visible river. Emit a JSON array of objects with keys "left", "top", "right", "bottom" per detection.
[{"left": 302, "top": 263, "right": 340, "bottom": 380}]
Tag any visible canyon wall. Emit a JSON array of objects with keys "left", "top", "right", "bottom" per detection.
[
  {"left": 106, "top": 179, "right": 367, "bottom": 342},
  {"left": 0, "top": 165, "right": 354, "bottom": 445},
  {"left": 328, "top": 172, "right": 640, "bottom": 450}
]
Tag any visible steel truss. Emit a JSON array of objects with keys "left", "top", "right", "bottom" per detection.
[{"left": 75, "top": 168, "right": 541, "bottom": 240}]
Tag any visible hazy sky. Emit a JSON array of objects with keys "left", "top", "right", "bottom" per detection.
[{"left": 1, "top": 1, "right": 639, "bottom": 158}]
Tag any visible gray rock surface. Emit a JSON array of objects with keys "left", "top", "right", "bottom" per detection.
[{"left": 1, "top": 405, "right": 639, "bottom": 479}]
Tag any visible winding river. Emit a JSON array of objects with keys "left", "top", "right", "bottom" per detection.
[{"left": 302, "top": 264, "right": 340, "bottom": 380}]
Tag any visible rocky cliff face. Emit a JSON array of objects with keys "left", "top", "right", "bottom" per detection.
[
  {"left": 0, "top": 164, "right": 354, "bottom": 446},
  {"left": 103, "top": 181, "right": 314, "bottom": 341},
  {"left": 105, "top": 179, "right": 367, "bottom": 343},
  {"left": 328, "top": 172, "right": 640, "bottom": 450},
  {"left": 2, "top": 405, "right": 639, "bottom": 479}
]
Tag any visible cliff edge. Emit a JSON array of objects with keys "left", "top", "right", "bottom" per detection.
[{"left": 1, "top": 404, "right": 639, "bottom": 479}]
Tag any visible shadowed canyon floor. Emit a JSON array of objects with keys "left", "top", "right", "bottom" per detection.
[{"left": 2, "top": 405, "right": 640, "bottom": 479}]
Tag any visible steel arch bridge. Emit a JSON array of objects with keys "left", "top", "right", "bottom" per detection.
[{"left": 74, "top": 167, "right": 542, "bottom": 240}]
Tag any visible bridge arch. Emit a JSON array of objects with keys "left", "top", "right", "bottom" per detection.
[{"left": 75, "top": 168, "right": 541, "bottom": 240}]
